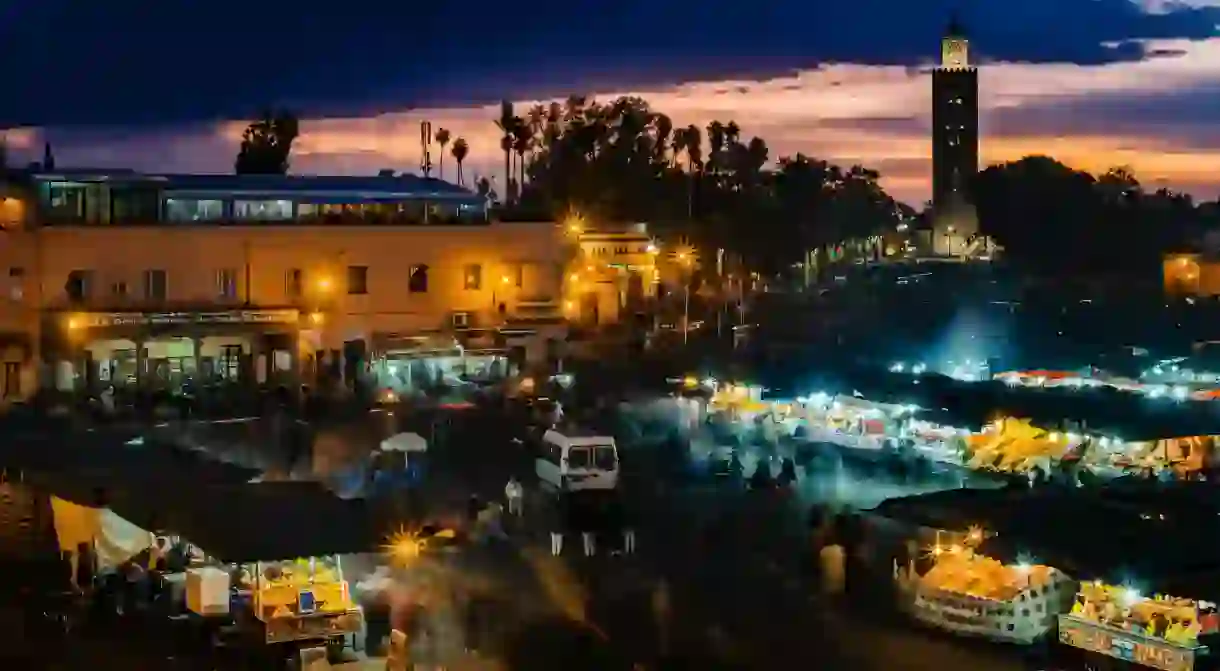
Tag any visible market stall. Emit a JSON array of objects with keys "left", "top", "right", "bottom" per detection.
[
  {"left": 897, "top": 541, "right": 1075, "bottom": 644},
  {"left": 1059, "top": 582, "right": 1217, "bottom": 671},
  {"left": 796, "top": 394, "right": 907, "bottom": 453},
  {"left": 963, "top": 417, "right": 1075, "bottom": 474}
]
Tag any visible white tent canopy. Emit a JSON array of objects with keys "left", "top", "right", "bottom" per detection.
[
  {"left": 379, "top": 432, "right": 428, "bottom": 453},
  {"left": 50, "top": 497, "right": 152, "bottom": 571}
]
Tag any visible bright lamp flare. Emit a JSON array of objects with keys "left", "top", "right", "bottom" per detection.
[{"left": 383, "top": 527, "right": 426, "bottom": 566}]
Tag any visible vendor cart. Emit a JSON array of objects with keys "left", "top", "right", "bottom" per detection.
[{"left": 1058, "top": 582, "right": 1218, "bottom": 671}]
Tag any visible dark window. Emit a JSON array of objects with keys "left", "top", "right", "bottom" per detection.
[
  {"left": 286, "top": 268, "right": 303, "bottom": 299},
  {"left": 110, "top": 187, "right": 162, "bottom": 221},
  {"left": 409, "top": 265, "right": 429, "bottom": 293},
  {"left": 347, "top": 266, "right": 368, "bottom": 295},
  {"left": 568, "top": 447, "right": 591, "bottom": 469},
  {"left": 143, "top": 269, "right": 167, "bottom": 301},
  {"left": 216, "top": 269, "right": 237, "bottom": 300},
  {"left": 111, "top": 281, "right": 128, "bottom": 299},
  {"left": 3, "top": 361, "right": 19, "bottom": 398},
  {"left": 8, "top": 267, "right": 23, "bottom": 277},
  {"left": 594, "top": 446, "right": 617, "bottom": 470},
  {"left": 65, "top": 270, "right": 92, "bottom": 303}
]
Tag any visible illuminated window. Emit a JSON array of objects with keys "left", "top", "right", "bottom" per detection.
[
  {"left": 234, "top": 200, "right": 293, "bottom": 220},
  {"left": 165, "top": 198, "right": 224, "bottom": 222},
  {"left": 45, "top": 183, "right": 86, "bottom": 220},
  {"left": 464, "top": 264, "right": 482, "bottom": 291}
]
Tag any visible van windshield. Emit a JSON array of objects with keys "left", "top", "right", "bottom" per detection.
[
  {"left": 567, "top": 447, "right": 591, "bottom": 469},
  {"left": 594, "top": 446, "right": 617, "bottom": 470}
]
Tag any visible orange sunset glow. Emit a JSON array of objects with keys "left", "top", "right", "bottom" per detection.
[{"left": 8, "top": 37, "right": 1220, "bottom": 205}]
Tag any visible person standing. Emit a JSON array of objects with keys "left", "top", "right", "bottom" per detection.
[
  {"left": 549, "top": 495, "right": 564, "bottom": 556},
  {"left": 467, "top": 494, "right": 482, "bottom": 526},
  {"left": 819, "top": 536, "right": 846, "bottom": 599},
  {"left": 612, "top": 497, "right": 635, "bottom": 555},
  {"left": 505, "top": 476, "right": 524, "bottom": 518}
]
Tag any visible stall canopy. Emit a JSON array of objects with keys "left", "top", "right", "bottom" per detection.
[
  {"left": 873, "top": 480, "right": 1220, "bottom": 600},
  {"left": 795, "top": 368, "right": 1220, "bottom": 440},
  {"left": 379, "top": 433, "right": 427, "bottom": 453}
]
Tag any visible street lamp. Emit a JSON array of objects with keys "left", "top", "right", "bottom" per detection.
[{"left": 677, "top": 252, "right": 695, "bottom": 345}]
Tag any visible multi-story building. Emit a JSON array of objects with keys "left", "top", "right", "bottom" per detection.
[
  {"left": 1164, "top": 253, "right": 1216, "bottom": 297},
  {"left": 565, "top": 222, "right": 660, "bottom": 325},
  {"left": 0, "top": 169, "right": 567, "bottom": 401}
]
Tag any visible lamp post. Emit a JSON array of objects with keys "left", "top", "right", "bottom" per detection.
[{"left": 677, "top": 252, "right": 694, "bottom": 345}]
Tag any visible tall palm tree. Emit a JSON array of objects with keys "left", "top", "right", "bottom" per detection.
[
  {"left": 496, "top": 101, "right": 515, "bottom": 202},
  {"left": 434, "top": 128, "right": 451, "bottom": 181},
  {"left": 512, "top": 119, "right": 533, "bottom": 199},
  {"left": 451, "top": 138, "right": 469, "bottom": 186},
  {"left": 499, "top": 135, "right": 514, "bottom": 201}
]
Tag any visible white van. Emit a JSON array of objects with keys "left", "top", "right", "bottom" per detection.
[{"left": 535, "top": 428, "right": 619, "bottom": 492}]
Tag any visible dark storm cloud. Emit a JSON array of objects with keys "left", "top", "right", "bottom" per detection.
[
  {"left": 986, "top": 83, "right": 1220, "bottom": 149},
  {"left": 3, "top": 0, "right": 1219, "bottom": 127}
]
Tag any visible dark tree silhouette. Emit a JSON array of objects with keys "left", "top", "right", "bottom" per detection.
[
  {"left": 434, "top": 127, "right": 451, "bottom": 181},
  {"left": 234, "top": 110, "right": 300, "bottom": 175},
  {"left": 971, "top": 156, "right": 1195, "bottom": 277},
  {"left": 494, "top": 95, "right": 906, "bottom": 275},
  {"left": 450, "top": 137, "right": 469, "bottom": 186}
]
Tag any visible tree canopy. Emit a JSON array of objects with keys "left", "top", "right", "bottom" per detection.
[
  {"left": 491, "top": 95, "right": 910, "bottom": 274},
  {"left": 231, "top": 98, "right": 1217, "bottom": 280},
  {"left": 234, "top": 109, "right": 300, "bottom": 175},
  {"left": 972, "top": 157, "right": 1213, "bottom": 276}
]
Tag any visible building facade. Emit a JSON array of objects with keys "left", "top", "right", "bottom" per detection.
[
  {"left": 1163, "top": 254, "right": 1218, "bottom": 297},
  {"left": 930, "top": 16, "right": 981, "bottom": 256},
  {"left": 566, "top": 223, "right": 660, "bottom": 325},
  {"left": 0, "top": 170, "right": 567, "bottom": 402}
]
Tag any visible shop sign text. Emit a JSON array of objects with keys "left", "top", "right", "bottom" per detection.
[{"left": 80, "top": 310, "right": 298, "bottom": 328}]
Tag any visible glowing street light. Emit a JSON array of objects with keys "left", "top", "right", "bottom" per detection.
[{"left": 316, "top": 276, "right": 333, "bottom": 292}]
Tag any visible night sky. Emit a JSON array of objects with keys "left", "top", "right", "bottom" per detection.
[{"left": 4, "top": 0, "right": 1220, "bottom": 204}]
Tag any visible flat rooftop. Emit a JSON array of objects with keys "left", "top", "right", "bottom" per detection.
[{"left": 26, "top": 169, "right": 481, "bottom": 201}]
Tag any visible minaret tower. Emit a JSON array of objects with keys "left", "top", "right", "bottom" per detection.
[{"left": 930, "top": 14, "right": 980, "bottom": 255}]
